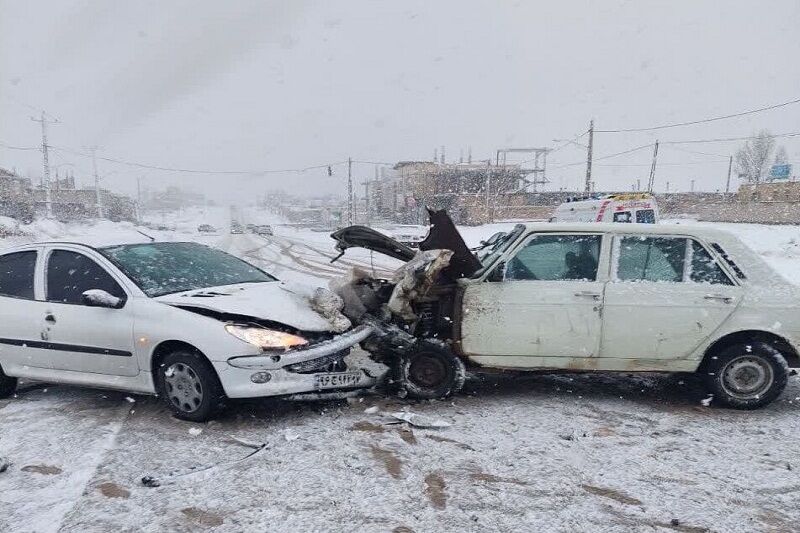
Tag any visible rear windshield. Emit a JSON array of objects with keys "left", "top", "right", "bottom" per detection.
[{"left": 99, "top": 242, "right": 275, "bottom": 297}]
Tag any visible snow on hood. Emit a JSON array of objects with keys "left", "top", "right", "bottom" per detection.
[{"left": 155, "top": 281, "right": 352, "bottom": 333}]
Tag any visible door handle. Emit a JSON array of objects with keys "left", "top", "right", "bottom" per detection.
[
  {"left": 574, "top": 291, "right": 601, "bottom": 300},
  {"left": 45, "top": 313, "right": 56, "bottom": 324},
  {"left": 704, "top": 294, "right": 733, "bottom": 304}
]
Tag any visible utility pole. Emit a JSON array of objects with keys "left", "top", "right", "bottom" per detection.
[
  {"left": 89, "top": 147, "right": 104, "bottom": 218},
  {"left": 347, "top": 157, "right": 354, "bottom": 225},
  {"left": 31, "top": 111, "right": 57, "bottom": 218},
  {"left": 485, "top": 160, "right": 492, "bottom": 224},
  {"left": 691, "top": 179, "right": 696, "bottom": 193},
  {"left": 647, "top": 140, "right": 659, "bottom": 193},
  {"left": 584, "top": 119, "right": 594, "bottom": 193},
  {"left": 636, "top": 179, "right": 641, "bottom": 191},
  {"left": 725, "top": 155, "right": 733, "bottom": 194}
]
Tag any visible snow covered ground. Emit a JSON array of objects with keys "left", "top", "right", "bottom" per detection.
[{"left": 1, "top": 210, "right": 799, "bottom": 532}]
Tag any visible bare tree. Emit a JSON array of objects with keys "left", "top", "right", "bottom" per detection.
[
  {"left": 774, "top": 145, "right": 789, "bottom": 166},
  {"left": 735, "top": 130, "right": 775, "bottom": 183}
]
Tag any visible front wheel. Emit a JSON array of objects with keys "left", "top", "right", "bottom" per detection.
[
  {"left": 702, "top": 341, "right": 789, "bottom": 409},
  {"left": 398, "top": 340, "right": 466, "bottom": 400},
  {"left": 155, "top": 351, "right": 225, "bottom": 422}
]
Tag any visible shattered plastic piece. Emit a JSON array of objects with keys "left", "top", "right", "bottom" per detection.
[
  {"left": 387, "top": 249, "right": 453, "bottom": 321},
  {"left": 188, "top": 427, "right": 202, "bottom": 436},
  {"left": 364, "top": 406, "right": 379, "bottom": 414},
  {"left": 141, "top": 476, "right": 161, "bottom": 487},
  {"left": 125, "top": 396, "right": 136, "bottom": 403},
  {"left": 387, "top": 411, "right": 451, "bottom": 429},
  {"left": 701, "top": 396, "right": 713, "bottom": 406}
]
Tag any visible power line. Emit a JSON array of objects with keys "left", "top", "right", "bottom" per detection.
[
  {"left": 50, "top": 145, "right": 350, "bottom": 175},
  {"left": 550, "top": 143, "right": 654, "bottom": 170},
  {"left": 596, "top": 96, "right": 800, "bottom": 133},
  {"left": 663, "top": 131, "right": 800, "bottom": 144},
  {"left": 0, "top": 141, "right": 41, "bottom": 151}
]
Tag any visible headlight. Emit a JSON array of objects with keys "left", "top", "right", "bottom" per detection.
[{"left": 225, "top": 324, "right": 308, "bottom": 350}]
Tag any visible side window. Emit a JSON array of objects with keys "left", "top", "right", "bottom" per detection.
[
  {"left": 617, "top": 236, "right": 686, "bottom": 282},
  {"left": 506, "top": 234, "right": 601, "bottom": 281},
  {"left": 613, "top": 211, "right": 632, "bottom": 223},
  {"left": 635, "top": 209, "right": 656, "bottom": 224},
  {"left": 46, "top": 250, "right": 126, "bottom": 305},
  {"left": 689, "top": 240, "right": 733, "bottom": 285},
  {"left": 0, "top": 251, "right": 37, "bottom": 299}
]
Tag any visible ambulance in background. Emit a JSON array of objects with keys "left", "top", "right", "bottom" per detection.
[{"left": 551, "top": 193, "right": 660, "bottom": 224}]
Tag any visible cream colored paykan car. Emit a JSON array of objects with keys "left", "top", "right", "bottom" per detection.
[{"left": 332, "top": 214, "right": 800, "bottom": 408}]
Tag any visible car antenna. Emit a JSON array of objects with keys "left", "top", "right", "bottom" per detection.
[
  {"left": 136, "top": 230, "right": 156, "bottom": 242},
  {"left": 330, "top": 250, "right": 345, "bottom": 264}
]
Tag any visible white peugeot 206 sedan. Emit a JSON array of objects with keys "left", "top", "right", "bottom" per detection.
[{"left": 0, "top": 241, "right": 375, "bottom": 421}]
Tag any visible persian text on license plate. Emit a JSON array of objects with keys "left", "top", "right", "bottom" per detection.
[{"left": 314, "top": 371, "right": 362, "bottom": 389}]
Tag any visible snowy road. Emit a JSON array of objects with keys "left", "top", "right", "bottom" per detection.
[{"left": 1, "top": 213, "right": 799, "bottom": 532}]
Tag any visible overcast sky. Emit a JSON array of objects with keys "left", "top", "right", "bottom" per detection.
[{"left": 2, "top": 0, "right": 799, "bottom": 201}]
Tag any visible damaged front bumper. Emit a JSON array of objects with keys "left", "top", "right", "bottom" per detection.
[{"left": 216, "top": 324, "right": 377, "bottom": 398}]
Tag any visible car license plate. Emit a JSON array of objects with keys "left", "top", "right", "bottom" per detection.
[{"left": 314, "top": 371, "right": 362, "bottom": 389}]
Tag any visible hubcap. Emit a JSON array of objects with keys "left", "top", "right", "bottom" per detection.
[
  {"left": 408, "top": 354, "right": 447, "bottom": 388},
  {"left": 164, "top": 363, "right": 203, "bottom": 413},
  {"left": 720, "top": 355, "right": 773, "bottom": 400}
]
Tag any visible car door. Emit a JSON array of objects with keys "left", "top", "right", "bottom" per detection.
[
  {"left": 601, "top": 234, "right": 741, "bottom": 362},
  {"left": 460, "top": 232, "right": 607, "bottom": 368},
  {"left": 42, "top": 247, "right": 139, "bottom": 377},
  {"left": 0, "top": 248, "right": 52, "bottom": 373}
]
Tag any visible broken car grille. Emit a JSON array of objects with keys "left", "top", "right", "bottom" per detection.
[{"left": 285, "top": 350, "right": 348, "bottom": 374}]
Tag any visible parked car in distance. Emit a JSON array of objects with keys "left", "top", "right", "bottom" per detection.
[
  {"left": 246, "top": 223, "right": 257, "bottom": 233},
  {"left": 255, "top": 224, "right": 273, "bottom": 236},
  {"left": 0, "top": 241, "right": 374, "bottom": 421},
  {"left": 230, "top": 222, "right": 244, "bottom": 234},
  {"left": 332, "top": 212, "right": 800, "bottom": 409},
  {"left": 197, "top": 224, "right": 217, "bottom": 233}
]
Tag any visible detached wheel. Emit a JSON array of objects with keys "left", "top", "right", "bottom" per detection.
[
  {"left": 702, "top": 341, "right": 789, "bottom": 409},
  {"left": 155, "top": 351, "right": 225, "bottom": 422},
  {"left": 399, "top": 340, "right": 466, "bottom": 400},
  {"left": 0, "top": 365, "right": 17, "bottom": 398}
]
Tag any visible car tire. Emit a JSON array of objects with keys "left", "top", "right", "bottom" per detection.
[
  {"left": 155, "top": 350, "right": 225, "bottom": 422},
  {"left": 0, "top": 365, "right": 17, "bottom": 398},
  {"left": 398, "top": 340, "right": 466, "bottom": 400},
  {"left": 702, "top": 341, "right": 789, "bottom": 409}
]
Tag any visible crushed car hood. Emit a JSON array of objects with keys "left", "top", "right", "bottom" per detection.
[
  {"left": 330, "top": 208, "right": 482, "bottom": 280},
  {"left": 155, "top": 281, "right": 351, "bottom": 333}
]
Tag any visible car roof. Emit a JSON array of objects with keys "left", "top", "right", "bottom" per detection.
[
  {"left": 0, "top": 240, "right": 206, "bottom": 254},
  {"left": 522, "top": 221, "right": 727, "bottom": 238}
]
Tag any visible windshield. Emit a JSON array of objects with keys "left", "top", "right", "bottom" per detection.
[
  {"left": 99, "top": 242, "right": 276, "bottom": 297},
  {"left": 474, "top": 224, "right": 526, "bottom": 274}
]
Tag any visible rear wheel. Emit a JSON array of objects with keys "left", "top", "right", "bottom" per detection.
[
  {"left": 0, "top": 365, "right": 17, "bottom": 398},
  {"left": 155, "top": 351, "right": 225, "bottom": 422},
  {"left": 399, "top": 340, "right": 466, "bottom": 400},
  {"left": 702, "top": 341, "right": 789, "bottom": 409}
]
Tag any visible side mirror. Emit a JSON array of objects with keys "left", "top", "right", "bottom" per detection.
[
  {"left": 81, "top": 289, "right": 124, "bottom": 309},
  {"left": 488, "top": 261, "right": 506, "bottom": 282}
]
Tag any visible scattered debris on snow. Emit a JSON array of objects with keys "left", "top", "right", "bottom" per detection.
[
  {"left": 124, "top": 396, "right": 136, "bottom": 403},
  {"left": 188, "top": 427, "right": 203, "bottom": 436},
  {"left": 386, "top": 411, "right": 451, "bottom": 429},
  {"left": 283, "top": 429, "right": 300, "bottom": 442},
  {"left": 701, "top": 395, "right": 713, "bottom": 406},
  {"left": 364, "top": 405, "right": 379, "bottom": 414}
]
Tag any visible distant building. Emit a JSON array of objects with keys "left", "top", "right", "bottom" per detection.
[
  {"left": 368, "top": 161, "right": 532, "bottom": 224},
  {"left": 0, "top": 168, "right": 35, "bottom": 222}
]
